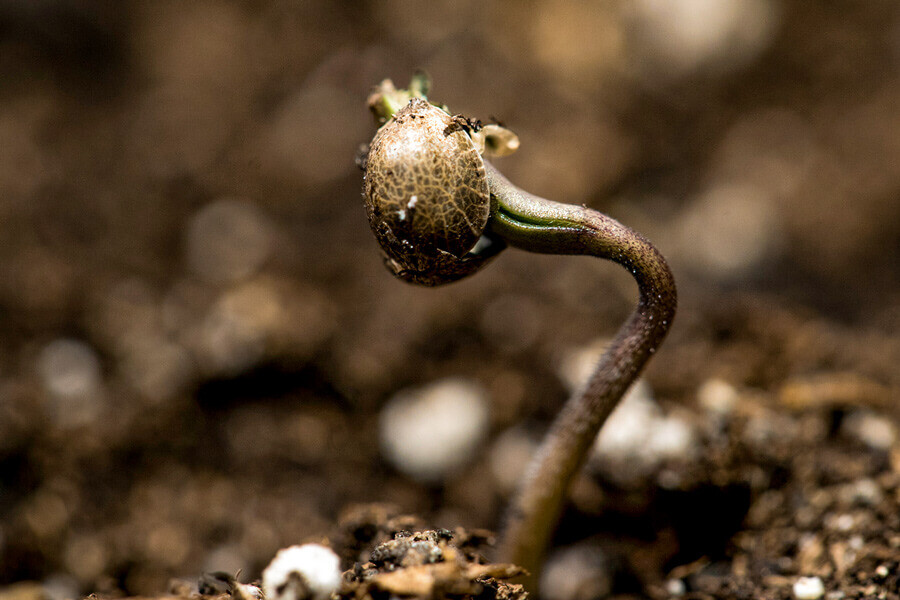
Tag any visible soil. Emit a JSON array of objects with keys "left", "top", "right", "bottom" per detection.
[{"left": 0, "top": 2, "right": 899, "bottom": 600}]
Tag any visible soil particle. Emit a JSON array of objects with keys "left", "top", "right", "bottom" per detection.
[
  {"left": 327, "top": 505, "right": 525, "bottom": 600},
  {"left": 338, "top": 524, "right": 525, "bottom": 600}
]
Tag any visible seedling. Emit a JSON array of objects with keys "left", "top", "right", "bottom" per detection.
[{"left": 360, "top": 76, "right": 677, "bottom": 588}]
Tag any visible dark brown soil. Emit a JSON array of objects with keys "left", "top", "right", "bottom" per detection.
[{"left": 0, "top": 2, "right": 898, "bottom": 600}]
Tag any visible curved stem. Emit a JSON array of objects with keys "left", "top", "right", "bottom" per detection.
[{"left": 485, "top": 162, "right": 677, "bottom": 585}]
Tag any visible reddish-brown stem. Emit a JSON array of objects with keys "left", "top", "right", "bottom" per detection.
[{"left": 485, "top": 162, "right": 677, "bottom": 586}]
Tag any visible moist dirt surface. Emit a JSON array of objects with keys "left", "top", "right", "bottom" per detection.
[{"left": 0, "top": 2, "right": 899, "bottom": 600}]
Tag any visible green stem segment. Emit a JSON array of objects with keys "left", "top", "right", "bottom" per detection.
[{"left": 485, "top": 162, "right": 677, "bottom": 585}]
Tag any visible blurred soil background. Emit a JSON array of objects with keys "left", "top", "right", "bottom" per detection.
[{"left": 0, "top": 1, "right": 899, "bottom": 599}]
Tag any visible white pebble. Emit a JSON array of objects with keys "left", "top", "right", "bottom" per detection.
[
  {"left": 649, "top": 415, "right": 697, "bottom": 460},
  {"left": 539, "top": 544, "right": 611, "bottom": 600},
  {"left": 379, "top": 377, "right": 489, "bottom": 483},
  {"left": 697, "top": 378, "right": 738, "bottom": 415},
  {"left": 630, "top": 0, "right": 779, "bottom": 75},
  {"left": 36, "top": 338, "right": 105, "bottom": 428},
  {"left": 557, "top": 338, "right": 611, "bottom": 393},
  {"left": 489, "top": 426, "right": 539, "bottom": 494},
  {"left": 593, "top": 380, "right": 659, "bottom": 458},
  {"left": 793, "top": 576, "right": 825, "bottom": 600},
  {"left": 831, "top": 514, "right": 855, "bottom": 532},
  {"left": 837, "top": 478, "right": 883, "bottom": 507},
  {"left": 42, "top": 573, "right": 80, "bottom": 600},
  {"left": 591, "top": 380, "right": 697, "bottom": 479},
  {"left": 841, "top": 410, "right": 896, "bottom": 450},
  {"left": 665, "top": 578, "right": 686, "bottom": 596},
  {"left": 186, "top": 198, "right": 272, "bottom": 284},
  {"left": 262, "top": 544, "right": 341, "bottom": 600},
  {"left": 675, "top": 183, "right": 782, "bottom": 280},
  {"left": 37, "top": 338, "right": 102, "bottom": 399}
]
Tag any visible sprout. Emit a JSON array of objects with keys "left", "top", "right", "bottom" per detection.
[{"left": 361, "top": 75, "right": 677, "bottom": 589}]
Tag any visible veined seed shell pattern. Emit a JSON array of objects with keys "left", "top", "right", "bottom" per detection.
[{"left": 363, "top": 98, "right": 491, "bottom": 285}]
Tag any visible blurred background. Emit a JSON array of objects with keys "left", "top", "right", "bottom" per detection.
[{"left": 0, "top": 0, "right": 898, "bottom": 598}]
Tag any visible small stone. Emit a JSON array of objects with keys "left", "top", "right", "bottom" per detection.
[
  {"left": 830, "top": 514, "right": 855, "bottom": 532},
  {"left": 557, "top": 338, "right": 611, "bottom": 392},
  {"left": 793, "top": 576, "right": 825, "bottom": 600},
  {"left": 379, "top": 377, "right": 489, "bottom": 483},
  {"left": 836, "top": 478, "right": 883, "bottom": 507},
  {"left": 875, "top": 564, "right": 889, "bottom": 578},
  {"left": 631, "top": 0, "right": 779, "bottom": 75},
  {"left": 489, "top": 426, "right": 539, "bottom": 494},
  {"left": 593, "top": 380, "right": 660, "bottom": 460},
  {"left": 841, "top": 411, "right": 896, "bottom": 451},
  {"left": 370, "top": 531, "right": 448, "bottom": 568},
  {"left": 185, "top": 197, "right": 273, "bottom": 284},
  {"left": 648, "top": 414, "right": 697, "bottom": 460},
  {"left": 674, "top": 183, "right": 782, "bottom": 280},
  {"left": 539, "top": 544, "right": 611, "bottom": 600},
  {"left": 41, "top": 574, "right": 80, "bottom": 600},
  {"left": 665, "top": 578, "right": 686, "bottom": 596},
  {"left": 262, "top": 544, "right": 342, "bottom": 600},
  {"left": 36, "top": 338, "right": 102, "bottom": 399},
  {"left": 697, "top": 378, "right": 738, "bottom": 415},
  {"left": 590, "top": 380, "right": 697, "bottom": 480},
  {"left": 35, "top": 338, "right": 105, "bottom": 428}
]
